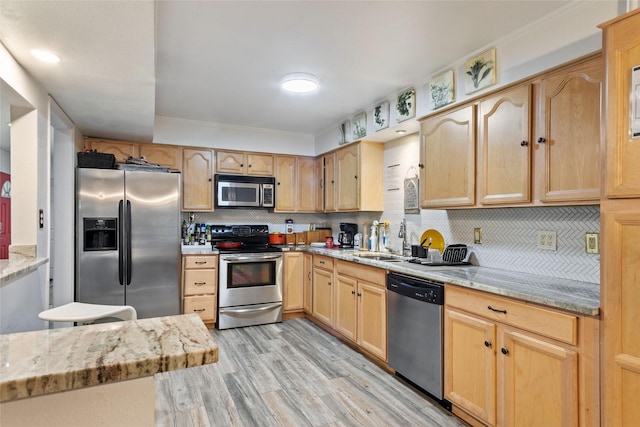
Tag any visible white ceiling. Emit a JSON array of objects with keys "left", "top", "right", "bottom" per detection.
[{"left": 0, "top": 0, "right": 576, "bottom": 144}]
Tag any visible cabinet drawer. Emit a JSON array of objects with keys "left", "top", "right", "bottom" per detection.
[
  {"left": 446, "top": 285, "right": 578, "bottom": 345},
  {"left": 335, "top": 260, "right": 385, "bottom": 286},
  {"left": 184, "top": 255, "right": 218, "bottom": 269},
  {"left": 184, "top": 269, "right": 217, "bottom": 295},
  {"left": 183, "top": 295, "right": 216, "bottom": 322},
  {"left": 314, "top": 255, "right": 334, "bottom": 270}
]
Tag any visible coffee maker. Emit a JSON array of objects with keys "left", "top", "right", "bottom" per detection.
[{"left": 338, "top": 223, "right": 358, "bottom": 248}]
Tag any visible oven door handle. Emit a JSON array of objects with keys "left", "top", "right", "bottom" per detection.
[
  {"left": 219, "top": 302, "right": 282, "bottom": 314},
  {"left": 222, "top": 255, "right": 282, "bottom": 262}
]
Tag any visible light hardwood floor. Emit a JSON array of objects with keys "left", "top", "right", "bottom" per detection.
[{"left": 155, "top": 318, "right": 467, "bottom": 427}]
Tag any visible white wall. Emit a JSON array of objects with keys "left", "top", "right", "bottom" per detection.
[
  {"left": 154, "top": 115, "right": 315, "bottom": 156},
  {"left": 315, "top": 0, "right": 619, "bottom": 155}
]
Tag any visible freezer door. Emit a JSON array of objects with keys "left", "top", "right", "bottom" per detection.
[
  {"left": 76, "top": 168, "right": 125, "bottom": 306},
  {"left": 125, "top": 171, "right": 181, "bottom": 318}
]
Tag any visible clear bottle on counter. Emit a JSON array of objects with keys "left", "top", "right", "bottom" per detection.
[
  {"left": 362, "top": 223, "right": 369, "bottom": 251},
  {"left": 369, "top": 224, "right": 378, "bottom": 252}
]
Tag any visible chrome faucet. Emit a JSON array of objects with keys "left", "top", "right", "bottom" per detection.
[{"left": 398, "top": 219, "right": 411, "bottom": 256}]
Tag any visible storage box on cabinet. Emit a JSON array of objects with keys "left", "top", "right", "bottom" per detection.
[
  {"left": 182, "top": 255, "right": 218, "bottom": 327},
  {"left": 444, "top": 284, "right": 599, "bottom": 427}
]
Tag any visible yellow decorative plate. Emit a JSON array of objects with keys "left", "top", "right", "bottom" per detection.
[{"left": 419, "top": 229, "right": 445, "bottom": 253}]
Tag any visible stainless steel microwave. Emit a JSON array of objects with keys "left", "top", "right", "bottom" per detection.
[{"left": 214, "top": 174, "right": 275, "bottom": 208}]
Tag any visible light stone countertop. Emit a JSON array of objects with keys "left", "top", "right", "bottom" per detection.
[
  {"left": 177, "top": 244, "right": 599, "bottom": 316},
  {"left": 303, "top": 247, "right": 600, "bottom": 316},
  {"left": 0, "top": 314, "right": 218, "bottom": 402},
  {"left": 0, "top": 257, "right": 49, "bottom": 287}
]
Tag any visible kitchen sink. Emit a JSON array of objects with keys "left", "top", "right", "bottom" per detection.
[{"left": 352, "top": 253, "right": 406, "bottom": 262}]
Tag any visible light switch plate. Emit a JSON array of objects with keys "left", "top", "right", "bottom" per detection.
[
  {"left": 474, "top": 228, "right": 482, "bottom": 244},
  {"left": 585, "top": 232, "right": 600, "bottom": 254}
]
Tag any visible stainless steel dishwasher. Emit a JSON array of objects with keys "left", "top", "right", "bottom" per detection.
[{"left": 387, "top": 272, "right": 448, "bottom": 406}]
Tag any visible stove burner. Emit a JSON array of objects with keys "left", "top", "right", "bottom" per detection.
[{"left": 210, "top": 224, "right": 280, "bottom": 253}]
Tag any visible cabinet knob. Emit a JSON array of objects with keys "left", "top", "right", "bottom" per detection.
[
  {"left": 328, "top": 281, "right": 332, "bottom": 286},
  {"left": 331, "top": 180, "right": 335, "bottom": 184},
  {"left": 520, "top": 140, "right": 528, "bottom": 147},
  {"left": 208, "top": 178, "right": 212, "bottom": 182},
  {"left": 351, "top": 290, "right": 356, "bottom": 295},
  {"left": 248, "top": 164, "right": 252, "bottom": 168},
  {"left": 501, "top": 347, "right": 509, "bottom": 355},
  {"left": 537, "top": 137, "right": 546, "bottom": 143},
  {"left": 484, "top": 340, "right": 492, "bottom": 348},
  {"left": 277, "top": 182, "right": 281, "bottom": 185},
  {"left": 418, "top": 163, "right": 424, "bottom": 169},
  {"left": 354, "top": 175, "right": 358, "bottom": 179},
  {"left": 357, "top": 292, "right": 362, "bottom": 297}
]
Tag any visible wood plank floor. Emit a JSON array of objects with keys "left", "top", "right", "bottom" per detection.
[{"left": 155, "top": 318, "right": 467, "bottom": 427}]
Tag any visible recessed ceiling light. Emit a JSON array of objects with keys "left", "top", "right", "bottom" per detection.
[
  {"left": 31, "top": 49, "right": 60, "bottom": 63},
  {"left": 281, "top": 73, "right": 318, "bottom": 93},
  {"left": 396, "top": 129, "right": 407, "bottom": 134}
]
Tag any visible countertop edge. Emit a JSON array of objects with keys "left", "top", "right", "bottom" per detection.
[
  {"left": 0, "top": 257, "right": 49, "bottom": 287},
  {"left": 0, "top": 314, "right": 218, "bottom": 402}
]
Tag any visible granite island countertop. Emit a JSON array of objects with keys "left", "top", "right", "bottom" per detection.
[
  {"left": 302, "top": 247, "right": 600, "bottom": 316},
  {"left": 0, "top": 314, "right": 218, "bottom": 402}
]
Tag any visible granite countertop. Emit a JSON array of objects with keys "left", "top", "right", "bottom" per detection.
[
  {"left": 304, "top": 247, "right": 600, "bottom": 316},
  {"left": 0, "top": 314, "right": 218, "bottom": 402},
  {"left": 0, "top": 257, "right": 49, "bottom": 287}
]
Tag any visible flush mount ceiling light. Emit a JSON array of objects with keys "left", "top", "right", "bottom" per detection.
[
  {"left": 281, "top": 73, "right": 318, "bottom": 93},
  {"left": 31, "top": 49, "right": 60, "bottom": 63}
]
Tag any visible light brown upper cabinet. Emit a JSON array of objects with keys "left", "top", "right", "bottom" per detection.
[
  {"left": 275, "top": 155, "right": 317, "bottom": 212},
  {"left": 83, "top": 138, "right": 139, "bottom": 163},
  {"left": 335, "top": 141, "right": 384, "bottom": 212},
  {"left": 420, "top": 105, "right": 476, "bottom": 208},
  {"left": 315, "top": 156, "right": 326, "bottom": 212},
  {"left": 478, "top": 85, "right": 532, "bottom": 205},
  {"left": 535, "top": 55, "right": 602, "bottom": 203},
  {"left": 138, "top": 144, "right": 183, "bottom": 171},
  {"left": 322, "top": 152, "right": 337, "bottom": 212},
  {"left": 182, "top": 148, "right": 213, "bottom": 211},
  {"left": 215, "top": 149, "right": 274, "bottom": 176}
]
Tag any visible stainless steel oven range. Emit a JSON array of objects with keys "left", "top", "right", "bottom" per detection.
[{"left": 212, "top": 225, "right": 283, "bottom": 329}]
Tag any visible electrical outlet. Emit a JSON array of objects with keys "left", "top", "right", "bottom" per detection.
[
  {"left": 537, "top": 230, "right": 557, "bottom": 251},
  {"left": 474, "top": 228, "right": 482, "bottom": 244},
  {"left": 585, "top": 232, "right": 600, "bottom": 254}
]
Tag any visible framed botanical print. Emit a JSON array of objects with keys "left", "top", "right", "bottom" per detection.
[
  {"left": 429, "top": 70, "right": 455, "bottom": 109},
  {"left": 464, "top": 48, "right": 496, "bottom": 94},
  {"left": 338, "top": 120, "right": 350, "bottom": 145},
  {"left": 352, "top": 112, "right": 366, "bottom": 139},
  {"left": 372, "top": 102, "right": 389, "bottom": 132},
  {"left": 396, "top": 89, "right": 416, "bottom": 122}
]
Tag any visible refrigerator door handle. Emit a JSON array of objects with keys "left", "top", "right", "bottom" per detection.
[
  {"left": 126, "top": 200, "right": 132, "bottom": 286},
  {"left": 118, "top": 200, "right": 124, "bottom": 286}
]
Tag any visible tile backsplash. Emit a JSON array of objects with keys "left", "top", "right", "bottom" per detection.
[{"left": 183, "top": 133, "right": 600, "bottom": 284}]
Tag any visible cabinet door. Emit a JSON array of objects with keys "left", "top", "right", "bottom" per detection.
[
  {"left": 603, "top": 10, "right": 640, "bottom": 198},
  {"left": 324, "top": 153, "right": 337, "bottom": 212},
  {"left": 499, "top": 329, "right": 578, "bottom": 427},
  {"left": 215, "top": 150, "right": 245, "bottom": 174},
  {"left": 297, "top": 157, "right": 317, "bottom": 211},
  {"left": 601, "top": 199, "right": 640, "bottom": 427},
  {"left": 421, "top": 105, "right": 476, "bottom": 207},
  {"left": 316, "top": 157, "right": 325, "bottom": 212},
  {"left": 336, "top": 144, "right": 359, "bottom": 210},
  {"left": 247, "top": 153, "right": 274, "bottom": 176},
  {"left": 138, "top": 144, "right": 182, "bottom": 171},
  {"left": 183, "top": 295, "right": 216, "bottom": 322},
  {"left": 538, "top": 57, "right": 602, "bottom": 203},
  {"left": 312, "top": 268, "right": 333, "bottom": 326},
  {"left": 275, "top": 155, "right": 296, "bottom": 211},
  {"left": 444, "top": 308, "right": 497, "bottom": 426},
  {"left": 182, "top": 149, "right": 213, "bottom": 211},
  {"left": 85, "top": 138, "right": 139, "bottom": 163},
  {"left": 478, "top": 85, "right": 532, "bottom": 205},
  {"left": 283, "top": 252, "right": 304, "bottom": 312},
  {"left": 358, "top": 281, "right": 387, "bottom": 360},
  {"left": 334, "top": 274, "right": 357, "bottom": 342},
  {"left": 303, "top": 253, "right": 313, "bottom": 314}
]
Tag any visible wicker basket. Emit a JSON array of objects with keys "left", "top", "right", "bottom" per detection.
[{"left": 77, "top": 151, "right": 116, "bottom": 169}]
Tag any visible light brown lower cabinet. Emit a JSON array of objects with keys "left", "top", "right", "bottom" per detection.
[
  {"left": 312, "top": 255, "right": 334, "bottom": 327},
  {"left": 332, "top": 260, "right": 387, "bottom": 361},
  {"left": 444, "top": 285, "right": 599, "bottom": 427},
  {"left": 303, "top": 252, "right": 313, "bottom": 314},
  {"left": 283, "top": 252, "right": 304, "bottom": 314},
  {"left": 181, "top": 255, "right": 218, "bottom": 328}
]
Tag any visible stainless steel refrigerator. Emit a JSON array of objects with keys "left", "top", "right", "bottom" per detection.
[{"left": 75, "top": 168, "right": 181, "bottom": 319}]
